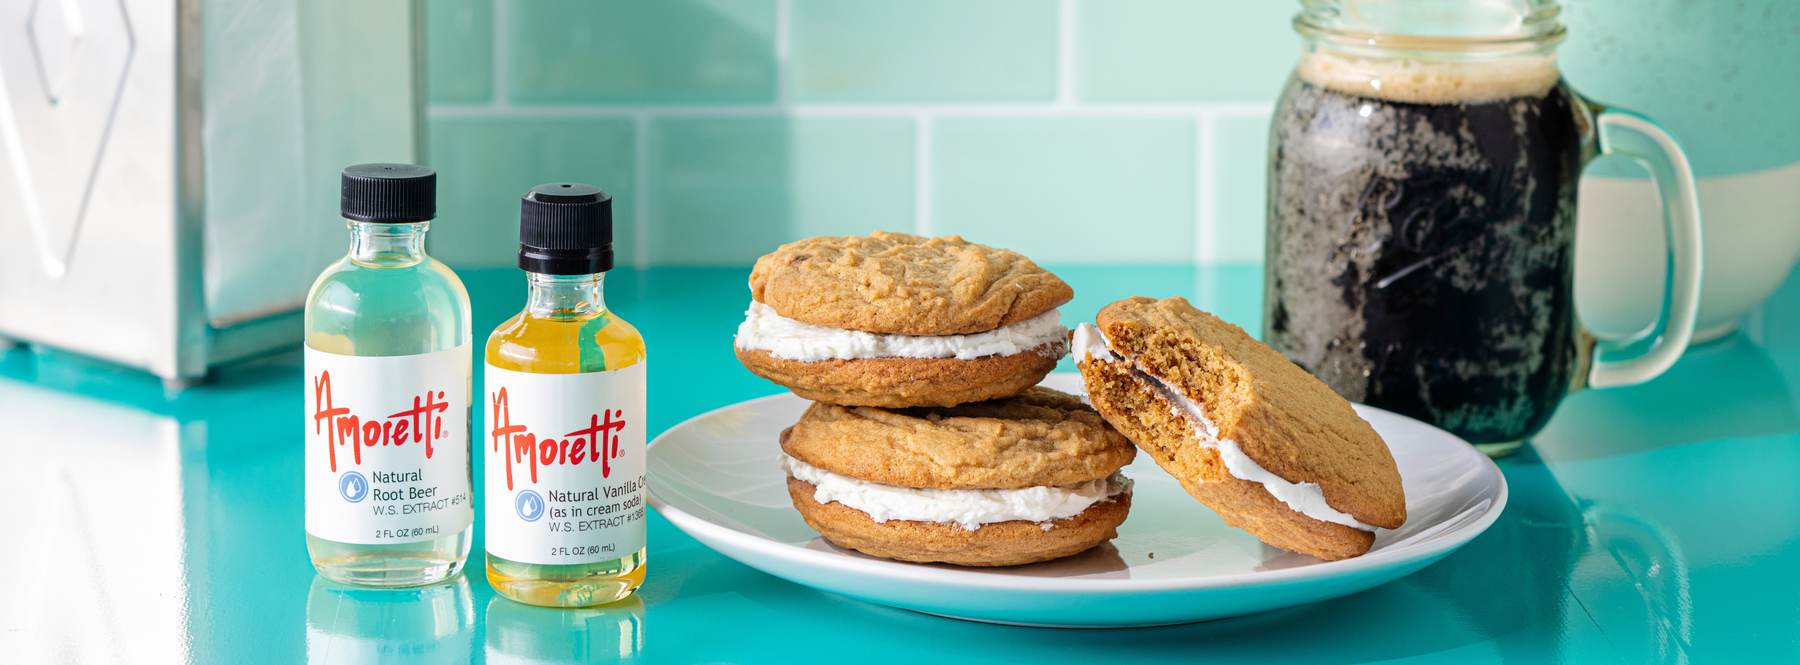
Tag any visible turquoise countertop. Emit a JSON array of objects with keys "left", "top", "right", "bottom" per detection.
[{"left": 3, "top": 264, "right": 1799, "bottom": 663}]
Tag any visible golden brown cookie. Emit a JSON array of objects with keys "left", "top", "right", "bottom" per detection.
[
  {"left": 781, "top": 387, "right": 1134, "bottom": 490},
  {"left": 1081, "top": 362, "right": 1375, "bottom": 559},
  {"left": 749, "top": 231, "right": 1074, "bottom": 336},
  {"left": 786, "top": 478, "right": 1130, "bottom": 567},
  {"left": 1075, "top": 296, "right": 1405, "bottom": 561},
  {"left": 734, "top": 344, "right": 1060, "bottom": 408}
]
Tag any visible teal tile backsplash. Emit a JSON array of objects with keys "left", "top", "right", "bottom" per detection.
[
  {"left": 790, "top": 0, "right": 1059, "bottom": 102},
  {"left": 507, "top": 0, "right": 777, "bottom": 104},
  {"left": 424, "top": 0, "right": 1293, "bottom": 268},
  {"left": 425, "top": 0, "right": 493, "bottom": 104},
  {"left": 933, "top": 117, "right": 1196, "bottom": 264},
  {"left": 1207, "top": 112, "right": 1274, "bottom": 265},
  {"left": 427, "top": 116, "right": 637, "bottom": 267},
  {"left": 1076, "top": 0, "right": 1297, "bottom": 102},
  {"left": 648, "top": 117, "right": 915, "bottom": 265},
  {"left": 647, "top": 118, "right": 794, "bottom": 266},
  {"left": 784, "top": 118, "right": 917, "bottom": 240}
]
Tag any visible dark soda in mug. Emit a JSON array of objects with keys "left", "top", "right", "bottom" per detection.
[
  {"left": 1266, "top": 52, "right": 1586, "bottom": 444},
  {"left": 1263, "top": 7, "right": 1704, "bottom": 456}
]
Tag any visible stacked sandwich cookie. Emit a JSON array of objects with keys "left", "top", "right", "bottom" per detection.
[
  {"left": 735, "top": 232, "right": 1135, "bottom": 566},
  {"left": 1073, "top": 296, "right": 1406, "bottom": 560},
  {"left": 779, "top": 389, "right": 1134, "bottom": 566},
  {"left": 735, "top": 231, "right": 1073, "bottom": 407}
]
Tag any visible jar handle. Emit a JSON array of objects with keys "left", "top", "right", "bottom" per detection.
[{"left": 1580, "top": 105, "right": 1704, "bottom": 389}]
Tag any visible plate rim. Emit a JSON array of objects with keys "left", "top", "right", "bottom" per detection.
[{"left": 647, "top": 386, "right": 1509, "bottom": 595}]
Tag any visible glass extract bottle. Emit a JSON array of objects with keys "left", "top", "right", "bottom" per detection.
[
  {"left": 303, "top": 164, "right": 475, "bottom": 587},
  {"left": 485, "top": 183, "right": 648, "bottom": 607}
]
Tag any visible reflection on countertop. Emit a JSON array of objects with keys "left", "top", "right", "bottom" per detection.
[
  {"left": 307, "top": 577, "right": 475, "bottom": 663},
  {"left": 486, "top": 595, "right": 645, "bottom": 663},
  {"left": 1535, "top": 334, "right": 1800, "bottom": 462},
  {"left": 2, "top": 265, "right": 1799, "bottom": 663},
  {"left": 0, "top": 369, "right": 191, "bottom": 664}
]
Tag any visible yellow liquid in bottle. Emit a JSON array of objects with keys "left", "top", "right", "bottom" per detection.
[{"left": 484, "top": 285, "right": 647, "bottom": 607}]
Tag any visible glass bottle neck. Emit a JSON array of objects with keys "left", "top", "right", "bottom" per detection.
[
  {"left": 348, "top": 221, "right": 429, "bottom": 267},
  {"left": 526, "top": 273, "right": 607, "bottom": 320}
]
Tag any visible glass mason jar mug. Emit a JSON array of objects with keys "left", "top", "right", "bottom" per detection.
[{"left": 1263, "top": 0, "right": 1702, "bottom": 456}]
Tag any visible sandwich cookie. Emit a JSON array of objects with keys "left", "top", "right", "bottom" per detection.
[
  {"left": 736, "top": 231, "right": 1073, "bottom": 407},
  {"left": 1073, "top": 296, "right": 1405, "bottom": 560},
  {"left": 779, "top": 387, "right": 1134, "bottom": 566}
]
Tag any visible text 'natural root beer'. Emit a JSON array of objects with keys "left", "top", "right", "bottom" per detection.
[
  {"left": 303, "top": 164, "right": 475, "bottom": 587},
  {"left": 484, "top": 182, "right": 648, "bottom": 608}
]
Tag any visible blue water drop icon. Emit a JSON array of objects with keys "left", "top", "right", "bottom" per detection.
[
  {"left": 339, "top": 471, "right": 369, "bottom": 503},
  {"left": 516, "top": 490, "right": 545, "bottom": 522}
]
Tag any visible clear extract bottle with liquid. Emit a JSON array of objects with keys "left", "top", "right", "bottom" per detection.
[
  {"left": 303, "top": 164, "right": 475, "bottom": 587},
  {"left": 485, "top": 183, "right": 648, "bottom": 607}
]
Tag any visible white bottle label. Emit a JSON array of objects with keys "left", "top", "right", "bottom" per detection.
[
  {"left": 484, "top": 361, "right": 648, "bottom": 565},
  {"left": 304, "top": 345, "right": 474, "bottom": 545}
]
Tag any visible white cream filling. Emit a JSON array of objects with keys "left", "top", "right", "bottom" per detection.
[
  {"left": 1072, "top": 321, "right": 1118, "bottom": 363},
  {"left": 780, "top": 455, "right": 1131, "bottom": 531},
  {"left": 735, "top": 301, "right": 1069, "bottom": 362},
  {"left": 1076, "top": 323, "right": 1377, "bottom": 532}
]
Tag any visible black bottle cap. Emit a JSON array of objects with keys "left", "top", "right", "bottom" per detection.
[
  {"left": 341, "top": 163, "right": 436, "bottom": 223},
  {"left": 520, "top": 182, "right": 614, "bottom": 275}
]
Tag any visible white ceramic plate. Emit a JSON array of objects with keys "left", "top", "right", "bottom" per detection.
[{"left": 647, "top": 374, "right": 1507, "bottom": 628}]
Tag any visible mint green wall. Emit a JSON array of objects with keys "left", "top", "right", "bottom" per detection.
[
  {"left": 1561, "top": 0, "right": 1800, "bottom": 179},
  {"left": 421, "top": 0, "right": 1290, "bottom": 268}
]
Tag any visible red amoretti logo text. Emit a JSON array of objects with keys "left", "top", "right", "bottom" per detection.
[
  {"left": 488, "top": 387, "right": 628, "bottom": 490},
  {"left": 312, "top": 371, "right": 451, "bottom": 472}
]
